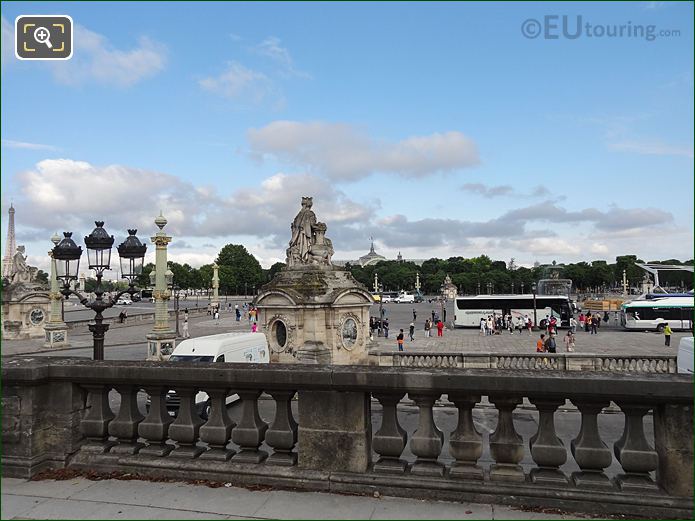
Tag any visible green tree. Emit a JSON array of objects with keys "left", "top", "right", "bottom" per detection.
[
  {"left": 136, "top": 262, "right": 155, "bottom": 288},
  {"left": 215, "top": 244, "right": 263, "bottom": 292}
]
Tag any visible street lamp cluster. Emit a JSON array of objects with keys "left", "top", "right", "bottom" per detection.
[{"left": 52, "top": 222, "right": 147, "bottom": 360}]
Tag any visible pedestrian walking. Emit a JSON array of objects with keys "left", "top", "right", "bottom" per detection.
[
  {"left": 182, "top": 317, "right": 190, "bottom": 338},
  {"left": 591, "top": 315, "right": 598, "bottom": 335},
  {"left": 409, "top": 322, "right": 415, "bottom": 341},
  {"left": 663, "top": 324, "right": 672, "bottom": 346},
  {"left": 563, "top": 330, "right": 574, "bottom": 352},
  {"left": 251, "top": 322, "right": 258, "bottom": 333},
  {"left": 436, "top": 319, "right": 444, "bottom": 337},
  {"left": 214, "top": 308, "right": 220, "bottom": 325},
  {"left": 479, "top": 317, "right": 486, "bottom": 336},
  {"left": 383, "top": 318, "right": 389, "bottom": 339},
  {"left": 413, "top": 308, "right": 417, "bottom": 321},
  {"left": 578, "top": 313, "right": 585, "bottom": 331},
  {"left": 431, "top": 309, "right": 435, "bottom": 323},
  {"left": 235, "top": 308, "right": 241, "bottom": 321},
  {"left": 424, "top": 319, "right": 431, "bottom": 338},
  {"left": 526, "top": 316, "right": 533, "bottom": 335},
  {"left": 397, "top": 329, "right": 405, "bottom": 351},
  {"left": 544, "top": 333, "right": 557, "bottom": 353},
  {"left": 569, "top": 316, "right": 577, "bottom": 334}
]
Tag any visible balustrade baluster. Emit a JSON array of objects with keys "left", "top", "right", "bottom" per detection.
[
  {"left": 108, "top": 385, "right": 144, "bottom": 454},
  {"left": 80, "top": 384, "right": 116, "bottom": 453},
  {"left": 613, "top": 403, "right": 659, "bottom": 491},
  {"left": 449, "top": 394, "right": 483, "bottom": 480},
  {"left": 138, "top": 386, "right": 174, "bottom": 456},
  {"left": 489, "top": 396, "right": 525, "bottom": 482},
  {"left": 199, "top": 389, "right": 236, "bottom": 461},
  {"left": 409, "top": 393, "right": 444, "bottom": 476},
  {"left": 231, "top": 390, "right": 268, "bottom": 463},
  {"left": 265, "top": 390, "right": 298, "bottom": 466},
  {"left": 570, "top": 400, "right": 614, "bottom": 489},
  {"left": 372, "top": 392, "right": 408, "bottom": 473},
  {"left": 528, "top": 397, "right": 568, "bottom": 485},
  {"left": 168, "top": 388, "right": 205, "bottom": 458}
]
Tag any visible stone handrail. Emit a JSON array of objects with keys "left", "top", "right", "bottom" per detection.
[
  {"left": 2, "top": 358, "right": 692, "bottom": 519},
  {"left": 369, "top": 350, "right": 678, "bottom": 373}
]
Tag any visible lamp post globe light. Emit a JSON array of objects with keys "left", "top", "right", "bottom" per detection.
[{"left": 52, "top": 222, "right": 146, "bottom": 360}]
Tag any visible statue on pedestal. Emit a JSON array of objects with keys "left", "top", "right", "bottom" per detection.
[
  {"left": 286, "top": 197, "right": 334, "bottom": 268},
  {"left": 10, "top": 246, "right": 38, "bottom": 286}
]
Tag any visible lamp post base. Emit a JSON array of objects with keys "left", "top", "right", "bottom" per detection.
[
  {"left": 146, "top": 332, "right": 177, "bottom": 361},
  {"left": 43, "top": 323, "right": 70, "bottom": 348}
]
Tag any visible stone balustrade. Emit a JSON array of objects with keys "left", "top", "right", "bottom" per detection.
[
  {"left": 370, "top": 351, "right": 678, "bottom": 373},
  {"left": 2, "top": 357, "right": 692, "bottom": 518}
]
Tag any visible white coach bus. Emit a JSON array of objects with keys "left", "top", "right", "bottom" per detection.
[
  {"left": 620, "top": 295, "right": 694, "bottom": 332},
  {"left": 454, "top": 294, "right": 573, "bottom": 328}
]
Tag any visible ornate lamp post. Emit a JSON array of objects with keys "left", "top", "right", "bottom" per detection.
[
  {"left": 532, "top": 282, "right": 538, "bottom": 329},
  {"left": 44, "top": 232, "right": 70, "bottom": 348},
  {"left": 52, "top": 222, "right": 146, "bottom": 360},
  {"left": 146, "top": 213, "right": 176, "bottom": 360}
]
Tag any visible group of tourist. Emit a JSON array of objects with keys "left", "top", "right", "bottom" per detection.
[
  {"left": 479, "top": 314, "right": 534, "bottom": 336},
  {"left": 536, "top": 330, "right": 576, "bottom": 353},
  {"left": 577, "top": 311, "right": 608, "bottom": 334}
]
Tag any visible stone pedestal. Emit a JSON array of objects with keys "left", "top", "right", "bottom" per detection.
[
  {"left": 146, "top": 332, "right": 176, "bottom": 361},
  {"left": 44, "top": 322, "right": 69, "bottom": 348},
  {"left": 256, "top": 265, "right": 373, "bottom": 365},
  {"left": 1, "top": 285, "right": 51, "bottom": 340}
]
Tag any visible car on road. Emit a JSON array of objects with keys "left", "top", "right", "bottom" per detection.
[
  {"left": 394, "top": 292, "right": 415, "bottom": 304},
  {"left": 116, "top": 297, "right": 133, "bottom": 305}
]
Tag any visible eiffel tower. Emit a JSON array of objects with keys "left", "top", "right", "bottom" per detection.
[{"left": 3, "top": 203, "right": 16, "bottom": 278}]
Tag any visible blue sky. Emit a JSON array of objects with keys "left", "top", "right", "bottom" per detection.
[{"left": 2, "top": 1, "right": 693, "bottom": 272}]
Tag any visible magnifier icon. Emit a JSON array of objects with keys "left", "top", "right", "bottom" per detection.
[{"left": 33, "top": 26, "right": 53, "bottom": 49}]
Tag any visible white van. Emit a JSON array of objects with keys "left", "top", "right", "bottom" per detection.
[
  {"left": 677, "top": 336, "right": 694, "bottom": 375},
  {"left": 395, "top": 291, "right": 415, "bottom": 304},
  {"left": 165, "top": 332, "right": 270, "bottom": 418}
]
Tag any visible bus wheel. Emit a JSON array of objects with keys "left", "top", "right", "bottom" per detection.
[{"left": 656, "top": 324, "right": 665, "bottom": 333}]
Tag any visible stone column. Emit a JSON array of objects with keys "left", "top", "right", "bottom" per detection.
[
  {"left": 570, "top": 400, "right": 614, "bottom": 489},
  {"left": 372, "top": 392, "right": 408, "bottom": 473},
  {"left": 211, "top": 263, "right": 219, "bottom": 311},
  {"left": 44, "top": 234, "right": 69, "bottom": 348},
  {"left": 613, "top": 402, "right": 658, "bottom": 491},
  {"left": 409, "top": 393, "right": 445, "bottom": 476},
  {"left": 654, "top": 402, "right": 694, "bottom": 497},
  {"left": 146, "top": 213, "right": 176, "bottom": 360},
  {"left": 489, "top": 396, "right": 525, "bottom": 482},
  {"left": 528, "top": 397, "right": 568, "bottom": 485},
  {"left": 298, "top": 390, "right": 371, "bottom": 473}
]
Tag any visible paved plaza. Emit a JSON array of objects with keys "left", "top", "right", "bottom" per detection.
[{"left": 2, "top": 300, "right": 688, "bottom": 360}]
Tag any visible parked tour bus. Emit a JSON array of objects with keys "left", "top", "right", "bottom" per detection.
[
  {"left": 620, "top": 295, "right": 694, "bottom": 332},
  {"left": 454, "top": 294, "right": 573, "bottom": 328}
]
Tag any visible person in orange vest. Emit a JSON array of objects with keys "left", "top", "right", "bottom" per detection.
[
  {"left": 536, "top": 333, "right": 546, "bottom": 352},
  {"left": 396, "top": 329, "right": 405, "bottom": 351}
]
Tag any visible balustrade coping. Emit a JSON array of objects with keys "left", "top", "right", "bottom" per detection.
[
  {"left": 368, "top": 350, "right": 678, "bottom": 360},
  {"left": 3, "top": 357, "right": 691, "bottom": 404}
]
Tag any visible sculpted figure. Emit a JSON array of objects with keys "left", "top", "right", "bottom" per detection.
[
  {"left": 10, "top": 245, "right": 36, "bottom": 284},
  {"left": 288, "top": 197, "right": 317, "bottom": 264}
]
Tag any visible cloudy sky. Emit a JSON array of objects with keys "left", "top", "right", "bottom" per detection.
[{"left": 2, "top": 1, "right": 693, "bottom": 275}]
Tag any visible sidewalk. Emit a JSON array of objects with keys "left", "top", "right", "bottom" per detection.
[{"left": 1, "top": 476, "right": 594, "bottom": 520}]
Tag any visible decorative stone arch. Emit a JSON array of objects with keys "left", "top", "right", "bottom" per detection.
[
  {"left": 255, "top": 289, "right": 299, "bottom": 307},
  {"left": 333, "top": 288, "right": 374, "bottom": 306}
]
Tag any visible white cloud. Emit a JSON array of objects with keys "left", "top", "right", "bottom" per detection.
[
  {"left": 253, "top": 36, "right": 310, "bottom": 78},
  {"left": 11, "top": 159, "right": 374, "bottom": 250},
  {"left": 199, "top": 61, "right": 277, "bottom": 104},
  {"left": 248, "top": 121, "right": 480, "bottom": 181},
  {"left": 1, "top": 16, "right": 12, "bottom": 69},
  {"left": 2, "top": 139, "right": 58, "bottom": 151},
  {"left": 608, "top": 140, "right": 694, "bottom": 159},
  {"left": 49, "top": 24, "right": 167, "bottom": 87},
  {"left": 589, "top": 242, "right": 609, "bottom": 254}
]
